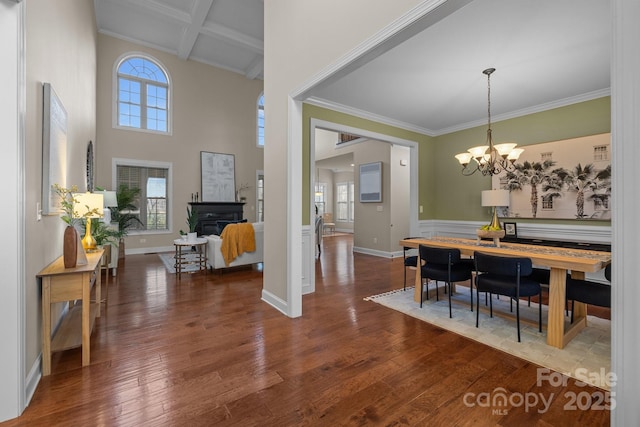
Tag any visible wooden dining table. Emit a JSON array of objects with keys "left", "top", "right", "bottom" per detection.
[{"left": 400, "top": 236, "right": 611, "bottom": 349}]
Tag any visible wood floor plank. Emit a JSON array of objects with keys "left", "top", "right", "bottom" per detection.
[{"left": 3, "top": 235, "right": 611, "bottom": 426}]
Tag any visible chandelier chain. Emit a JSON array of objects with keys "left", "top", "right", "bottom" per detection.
[{"left": 454, "top": 67, "right": 523, "bottom": 176}]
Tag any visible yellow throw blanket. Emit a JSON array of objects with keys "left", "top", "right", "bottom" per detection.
[{"left": 220, "top": 223, "right": 256, "bottom": 266}]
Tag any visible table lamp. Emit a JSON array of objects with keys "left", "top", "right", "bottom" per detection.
[
  {"left": 481, "top": 189, "right": 510, "bottom": 229},
  {"left": 73, "top": 192, "right": 104, "bottom": 250}
]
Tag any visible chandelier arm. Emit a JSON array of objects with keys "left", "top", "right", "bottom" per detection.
[{"left": 455, "top": 67, "right": 523, "bottom": 177}]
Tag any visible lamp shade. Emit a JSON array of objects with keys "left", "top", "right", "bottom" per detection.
[
  {"left": 481, "top": 189, "right": 510, "bottom": 207},
  {"left": 72, "top": 192, "right": 104, "bottom": 218},
  {"left": 94, "top": 190, "right": 118, "bottom": 207}
]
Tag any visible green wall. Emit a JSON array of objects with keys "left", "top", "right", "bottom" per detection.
[
  {"left": 432, "top": 97, "right": 611, "bottom": 226},
  {"left": 302, "top": 103, "right": 434, "bottom": 225},
  {"left": 303, "top": 97, "right": 610, "bottom": 227}
]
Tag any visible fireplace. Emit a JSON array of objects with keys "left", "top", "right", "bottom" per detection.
[{"left": 188, "top": 202, "right": 244, "bottom": 235}]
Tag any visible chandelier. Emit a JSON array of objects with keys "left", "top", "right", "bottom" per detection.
[{"left": 454, "top": 68, "right": 523, "bottom": 176}]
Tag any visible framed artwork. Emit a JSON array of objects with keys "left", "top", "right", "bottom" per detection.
[
  {"left": 200, "top": 151, "right": 235, "bottom": 202},
  {"left": 493, "top": 133, "right": 611, "bottom": 220},
  {"left": 504, "top": 222, "right": 517, "bottom": 238},
  {"left": 359, "top": 161, "right": 382, "bottom": 203},
  {"left": 42, "top": 83, "right": 67, "bottom": 215}
]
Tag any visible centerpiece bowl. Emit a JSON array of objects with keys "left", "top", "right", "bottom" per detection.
[{"left": 476, "top": 228, "right": 505, "bottom": 247}]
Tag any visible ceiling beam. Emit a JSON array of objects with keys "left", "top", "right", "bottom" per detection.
[
  {"left": 245, "top": 57, "right": 263, "bottom": 80},
  {"left": 123, "top": 0, "right": 191, "bottom": 22},
  {"left": 200, "top": 21, "right": 263, "bottom": 54},
  {"left": 177, "top": 0, "right": 215, "bottom": 60}
]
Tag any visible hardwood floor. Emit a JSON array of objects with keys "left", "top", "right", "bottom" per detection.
[{"left": 6, "top": 236, "right": 610, "bottom": 426}]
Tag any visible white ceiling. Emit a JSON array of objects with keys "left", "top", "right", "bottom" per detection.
[
  {"left": 94, "top": 0, "right": 610, "bottom": 137},
  {"left": 310, "top": 0, "right": 611, "bottom": 136},
  {"left": 94, "top": 0, "right": 264, "bottom": 79}
]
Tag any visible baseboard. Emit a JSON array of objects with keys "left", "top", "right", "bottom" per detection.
[
  {"left": 261, "top": 289, "right": 289, "bottom": 316},
  {"left": 353, "top": 246, "right": 394, "bottom": 258},
  {"left": 126, "top": 245, "right": 174, "bottom": 255},
  {"left": 24, "top": 356, "right": 40, "bottom": 408}
]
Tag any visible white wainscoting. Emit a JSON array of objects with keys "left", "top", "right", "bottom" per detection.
[
  {"left": 389, "top": 219, "right": 611, "bottom": 260},
  {"left": 301, "top": 225, "right": 313, "bottom": 295},
  {"left": 425, "top": 220, "right": 611, "bottom": 243}
]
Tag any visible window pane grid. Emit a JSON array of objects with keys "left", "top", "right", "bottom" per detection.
[
  {"left": 117, "top": 57, "right": 169, "bottom": 133},
  {"left": 116, "top": 164, "right": 169, "bottom": 232},
  {"left": 257, "top": 94, "right": 264, "bottom": 146},
  {"left": 257, "top": 174, "right": 264, "bottom": 222}
]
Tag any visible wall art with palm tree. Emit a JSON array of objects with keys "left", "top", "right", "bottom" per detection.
[{"left": 493, "top": 133, "right": 611, "bottom": 220}]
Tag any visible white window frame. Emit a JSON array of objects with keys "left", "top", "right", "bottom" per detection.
[
  {"left": 257, "top": 93, "right": 264, "bottom": 147},
  {"left": 336, "top": 181, "right": 354, "bottom": 222},
  {"left": 112, "top": 158, "right": 173, "bottom": 235},
  {"left": 314, "top": 182, "right": 327, "bottom": 216},
  {"left": 256, "top": 170, "right": 264, "bottom": 222},
  {"left": 112, "top": 52, "right": 172, "bottom": 135}
]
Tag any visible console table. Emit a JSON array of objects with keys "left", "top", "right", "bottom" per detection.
[
  {"left": 37, "top": 249, "right": 103, "bottom": 375},
  {"left": 189, "top": 202, "right": 244, "bottom": 235}
]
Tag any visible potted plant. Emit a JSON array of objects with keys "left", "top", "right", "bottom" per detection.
[
  {"left": 111, "top": 185, "right": 143, "bottom": 259},
  {"left": 90, "top": 220, "right": 120, "bottom": 247},
  {"left": 186, "top": 206, "right": 198, "bottom": 241},
  {"left": 85, "top": 219, "right": 120, "bottom": 266}
]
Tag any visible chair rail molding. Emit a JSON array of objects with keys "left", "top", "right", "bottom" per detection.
[{"left": 424, "top": 220, "right": 611, "bottom": 244}]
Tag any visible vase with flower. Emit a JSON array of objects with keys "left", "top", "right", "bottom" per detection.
[{"left": 53, "top": 184, "right": 102, "bottom": 268}]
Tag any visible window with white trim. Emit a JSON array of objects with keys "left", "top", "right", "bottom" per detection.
[
  {"left": 257, "top": 93, "right": 264, "bottom": 147},
  {"left": 114, "top": 159, "right": 172, "bottom": 233},
  {"left": 336, "top": 181, "right": 354, "bottom": 222},
  {"left": 116, "top": 55, "right": 170, "bottom": 133},
  {"left": 314, "top": 183, "right": 326, "bottom": 216},
  {"left": 257, "top": 172, "right": 264, "bottom": 222}
]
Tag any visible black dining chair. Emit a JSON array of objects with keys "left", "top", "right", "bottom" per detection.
[
  {"left": 474, "top": 251, "right": 543, "bottom": 342},
  {"left": 403, "top": 237, "right": 420, "bottom": 290},
  {"left": 419, "top": 245, "right": 473, "bottom": 318},
  {"left": 566, "top": 264, "right": 611, "bottom": 323}
]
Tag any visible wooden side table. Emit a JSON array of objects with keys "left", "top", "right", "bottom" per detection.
[
  {"left": 173, "top": 237, "right": 208, "bottom": 278},
  {"left": 37, "top": 249, "right": 103, "bottom": 376}
]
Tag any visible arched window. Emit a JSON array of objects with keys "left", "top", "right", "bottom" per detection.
[
  {"left": 257, "top": 93, "right": 264, "bottom": 147},
  {"left": 115, "top": 55, "right": 170, "bottom": 133}
]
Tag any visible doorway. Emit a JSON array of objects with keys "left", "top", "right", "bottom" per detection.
[{"left": 308, "top": 118, "right": 419, "bottom": 294}]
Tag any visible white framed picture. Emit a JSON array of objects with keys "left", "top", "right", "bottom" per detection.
[
  {"left": 359, "top": 161, "right": 382, "bottom": 203},
  {"left": 200, "top": 151, "right": 235, "bottom": 202},
  {"left": 42, "top": 83, "right": 67, "bottom": 215}
]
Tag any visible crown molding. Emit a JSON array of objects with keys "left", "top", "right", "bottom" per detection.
[{"left": 305, "top": 97, "right": 434, "bottom": 136}]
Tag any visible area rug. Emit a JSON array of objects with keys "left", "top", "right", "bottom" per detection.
[
  {"left": 365, "top": 285, "right": 611, "bottom": 389},
  {"left": 158, "top": 252, "right": 203, "bottom": 274}
]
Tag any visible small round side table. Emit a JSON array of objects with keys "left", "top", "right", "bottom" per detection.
[{"left": 173, "top": 237, "right": 208, "bottom": 279}]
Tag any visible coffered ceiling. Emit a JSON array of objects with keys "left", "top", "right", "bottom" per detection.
[
  {"left": 94, "top": 0, "right": 264, "bottom": 79},
  {"left": 94, "top": 0, "right": 610, "bottom": 136}
]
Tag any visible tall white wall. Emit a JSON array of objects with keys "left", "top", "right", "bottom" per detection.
[
  {"left": 96, "top": 35, "right": 264, "bottom": 253},
  {"left": 264, "top": 0, "right": 423, "bottom": 311},
  {"left": 0, "top": 0, "right": 24, "bottom": 420}
]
